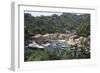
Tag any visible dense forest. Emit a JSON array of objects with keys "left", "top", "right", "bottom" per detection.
[
  {"left": 24, "top": 13, "right": 90, "bottom": 41},
  {"left": 24, "top": 12, "right": 90, "bottom": 61}
]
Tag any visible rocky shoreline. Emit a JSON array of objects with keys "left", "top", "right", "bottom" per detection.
[{"left": 25, "top": 32, "right": 90, "bottom": 52}]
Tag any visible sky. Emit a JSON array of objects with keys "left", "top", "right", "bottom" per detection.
[
  {"left": 24, "top": 10, "right": 63, "bottom": 17},
  {"left": 24, "top": 10, "right": 88, "bottom": 17}
]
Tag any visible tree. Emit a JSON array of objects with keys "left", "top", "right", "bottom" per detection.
[{"left": 76, "top": 22, "right": 90, "bottom": 37}]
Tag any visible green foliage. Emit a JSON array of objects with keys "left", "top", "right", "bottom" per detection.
[
  {"left": 62, "top": 49, "right": 73, "bottom": 59},
  {"left": 76, "top": 22, "right": 90, "bottom": 37},
  {"left": 25, "top": 49, "right": 49, "bottom": 61},
  {"left": 51, "top": 48, "right": 73, "bottom": 59},
  {"left": 24, "top": 48, "right": 73, "bottom": 61},
  {"left": 79, "top": 47, "right": 90, "bottom": 59},
  {"left": 24, "top": 13, "right": 90, "bottom": 40},
  {"left": 24, "top": 12, "right": 90, "bottom": 61}
]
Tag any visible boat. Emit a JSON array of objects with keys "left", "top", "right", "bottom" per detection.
[{"left": 28, "top": 41, "right": 44, "bottom": 49}]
